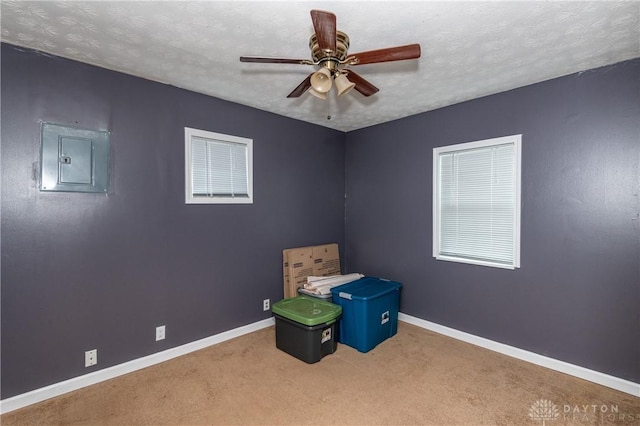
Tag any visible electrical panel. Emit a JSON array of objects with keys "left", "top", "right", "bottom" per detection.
[{"left": 40, "top": 123, "right": 110, "bottom": 193}]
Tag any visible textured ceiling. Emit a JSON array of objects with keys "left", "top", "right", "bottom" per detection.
[{"left": 1, "top": 1, "right": 639, "bottom": 132}]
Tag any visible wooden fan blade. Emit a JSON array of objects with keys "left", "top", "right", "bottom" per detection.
[
  {"left": 240, "top": 56, "right": 310, "bottom": 65},
  {"left": 345, "top": 70, "right": 379, "bottom": 97},
  {"left": 349, "top": 44, "right": 421, "bottom": 65},
  {"left": 310, "top": 10, "right": 337, "bottom": 53},
  {"left": 287, "top": 74, "right": 313, "bottom": 98}
]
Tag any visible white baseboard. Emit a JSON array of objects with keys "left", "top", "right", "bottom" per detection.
[
  {"left": 0, "top": 317, "right": 275, "bottom": 414},
  {"left": 3, "top": 313, "right": 637, "bottom": 415},
  {"left": 398, "top": 313, "right": 640, "bottom": 398}
]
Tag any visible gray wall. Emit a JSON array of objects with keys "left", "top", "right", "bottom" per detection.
[
  {"left": 1, "top": 44, "right": 346, "bottom": 398},
  {"left": 2, "top": 42, "right": 638, "bottom": 400},
  {"left": 345, "top": 58, "right": 640, "bottom": 383}
]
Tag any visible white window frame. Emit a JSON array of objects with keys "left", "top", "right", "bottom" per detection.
[
  {"left": 433, "top": 134, "right": 521, "bottom": 269},
  {"left": 184, "top": 127, "right": 253, "bottom": 204}
]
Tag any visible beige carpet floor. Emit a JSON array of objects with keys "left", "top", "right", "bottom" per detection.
[{"left": 2, "top": 321, "right": 639, "bottom": 425}]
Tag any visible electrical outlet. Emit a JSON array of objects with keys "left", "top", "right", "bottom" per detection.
[
  {"left": 85, "top": 349, "right": 97, "bottom": 367},
  {"left": 156, "top": 325, "right": 166, "bottom": 341},
  {"left": 263, "top": 299, "right": 270, "bottom": 311}
]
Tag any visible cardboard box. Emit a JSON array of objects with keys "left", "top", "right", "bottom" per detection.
[{"left": 282, "top": 243, "right": 340, "bottom": 298}]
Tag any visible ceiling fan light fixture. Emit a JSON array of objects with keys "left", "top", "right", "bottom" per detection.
[
  {"left": 309, "top": 88, "right": 327, "bottom": 100},
  {"left": 334, "top": 72, "right": 356, "bottom": 96},
  {"left": 239, "top": 10, "right": 421, "bottom": 100},
  {"left": 310, "top": 67, "right": 333, "bottom": 93}
]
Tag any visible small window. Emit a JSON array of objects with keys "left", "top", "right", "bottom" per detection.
[
  {"left": 433, "top": 135, "right": 521, "bottom": 269},
  {"left": 185, "top": 127, "right": 253, "bottom": 204}
]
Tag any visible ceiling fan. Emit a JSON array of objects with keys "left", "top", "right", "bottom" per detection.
[{"left": 239, "top": 9, "right": 421, "bottom": 100}]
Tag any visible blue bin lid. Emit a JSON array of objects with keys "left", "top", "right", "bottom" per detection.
[{"left": 330, "top": 277, "right": 402, "bottom": 301}]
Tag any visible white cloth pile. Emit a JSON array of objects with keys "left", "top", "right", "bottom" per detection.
[{"left": 303, "top": 273, "right": 364, "bottom": 295}]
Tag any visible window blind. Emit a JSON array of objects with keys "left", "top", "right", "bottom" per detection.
[
  {"left": 191, "top": 136, "right": 249, "bottom": 198},
  {"left": 437, "top": 142, "right": 516, "bottom": 266}
]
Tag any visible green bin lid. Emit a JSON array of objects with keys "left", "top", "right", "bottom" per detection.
[{"left": 272, "top": 296, "right": 342, "bottom": 326}]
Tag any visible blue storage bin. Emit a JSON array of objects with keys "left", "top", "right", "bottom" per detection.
[{"left": 330, "top": 277, "right": 402, "bottom": 353}]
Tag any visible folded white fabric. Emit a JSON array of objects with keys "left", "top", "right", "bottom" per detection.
[
  {"left": 303, "top": 273, "right": 364, "bottom": 295},
  {"left": 307, "top": 273, "right": 364, "bottom": 284}
]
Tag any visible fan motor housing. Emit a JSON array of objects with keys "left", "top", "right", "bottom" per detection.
[{"left": 309, "top": 30, "right": 350, "bottom": 68}]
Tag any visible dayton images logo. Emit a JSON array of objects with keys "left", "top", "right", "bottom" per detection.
[{"left": 529, "top": 399, "right": 560, "bottom": 425}]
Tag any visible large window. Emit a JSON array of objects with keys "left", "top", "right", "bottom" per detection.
[
  {"left": 433, "top": 135, "right": 521, "bottom": 269},
  {"left": 185, "top": 127, "right": 253, "bottom": 204}
]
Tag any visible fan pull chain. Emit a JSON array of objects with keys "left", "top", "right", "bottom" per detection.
[{"left": 327, "top": 96, "right": 331, "bottom": 120}]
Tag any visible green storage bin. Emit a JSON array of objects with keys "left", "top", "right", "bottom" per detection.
[{"left": 272, "top": 296, "right": 342, "bottom": 363}]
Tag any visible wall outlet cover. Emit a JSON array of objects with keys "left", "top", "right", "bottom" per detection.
[
  {"left": 85, "top": 349, "right": 97, "bottom": 367},
  {"left": 156, "top": 325, "right": 166, "bottom": 341}
]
